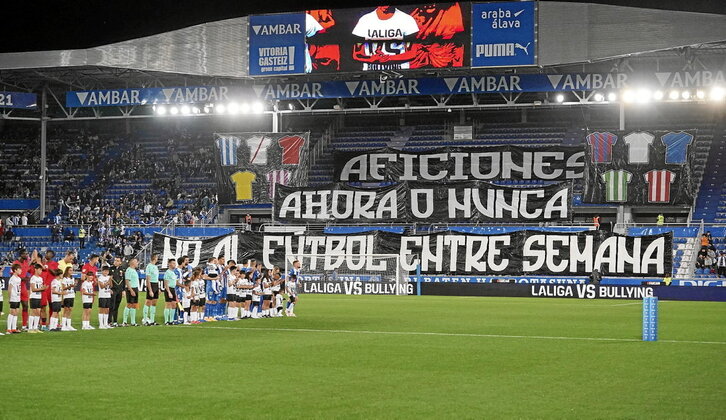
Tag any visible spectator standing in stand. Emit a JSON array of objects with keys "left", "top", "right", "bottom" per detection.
[
  {"left": 78, "top": 226, "right": 87, "bottom": 249},
  {"left": 592, "top": 215, "right": 601, "bottom": 230}
]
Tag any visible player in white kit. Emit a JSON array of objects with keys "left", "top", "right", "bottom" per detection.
[
  {"left": 261, "top": 270, "right": 273, "bottom": 318},
  {"left": 285, "top": 274, "right": 299, "bottom": 317},
  {"left": 238, "top": 271, "right": 253, "bottom": 319},
  {"left": 49, "top": 269, "right": 65, "bottom": 332},
  {"left": 28, "top": 264, "right": 47, "bottom": 333},
  {"left": 97, "top": 266, "right": 113, "bottom": 329},
  {"left": 0, "top": 274, "right": 5, "bottom": 335},
  {"left": 81, "top": 275, "right": 96, "bottom": 330},
  {"left": 286, "top": 260, "right": 301, "bottom": 317},
  {"left": 225, "top": 266, "right": 239, "bottom": 320},
  {"left": 61, "top": 267, "right": 77, "bottom": 331},
  {"left": 7, "top": 264, "right": 23, "bottom": 333}
]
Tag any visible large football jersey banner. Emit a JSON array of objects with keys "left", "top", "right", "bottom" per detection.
[
  {"left": 334, "top": 146, "right": 584, "bottom": 183},
  {"left": 152, "top": 230, "right": 672, "bottom": 277},
  {"left": 213, "top": 132, "right": 309, "bottom": 204},
  {"left": 273, "top": 181, "right": 572, "bottom": 223},
  {"left": 248, "top": 2, "right": 537, "bottom": 75},
  {"left": 582, "top": 130, "right": 696, "bottom": 205}
]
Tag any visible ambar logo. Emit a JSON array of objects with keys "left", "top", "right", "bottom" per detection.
[{"left": 252, "top": 23, "right": 302, "bottom": 36}]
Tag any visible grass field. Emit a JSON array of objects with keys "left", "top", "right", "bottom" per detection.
[{"left": 1, "top": 293, "right": 724, "bottom": 419}]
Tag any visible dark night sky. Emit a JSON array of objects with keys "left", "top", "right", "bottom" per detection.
[{"left": 3, "top": 0, "right": 724, "bottom": 53}]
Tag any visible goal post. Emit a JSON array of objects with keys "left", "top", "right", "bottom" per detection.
[{"left": 284, "top": 254, "right": 413, "bottom": 296}]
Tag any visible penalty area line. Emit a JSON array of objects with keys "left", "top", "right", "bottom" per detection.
[{"left": 200, "top": 326, "right": 726, "bottom": 345}]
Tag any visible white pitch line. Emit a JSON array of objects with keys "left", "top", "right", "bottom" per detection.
[{"left": 199, "top": 326, "right": 726, "bottom": 345}]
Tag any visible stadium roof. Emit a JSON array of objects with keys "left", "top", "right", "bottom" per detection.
[
  {"left": 0, "top": 2, "right": 724, "bottom": 121},
  {"left": 0, "top": 2, "right": 724, "bottom": 80}
]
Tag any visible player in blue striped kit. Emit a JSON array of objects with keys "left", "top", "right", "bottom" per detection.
[
  {"left": 216, "top": 258, "right": 231, "bottom": 320},
  {"left": 286, "top": 260, "right": 302, "bottom": 317},
  {"left": 204, "top": 257, "right": 221, "bottom": 321}
]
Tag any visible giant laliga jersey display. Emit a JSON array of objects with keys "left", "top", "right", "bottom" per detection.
[
  {"left": 248, "top": 2, "right": 538, "bottom": 75},
  {"left": 582, "top": 130, "right": 696, "bottom": 205},
  {"left": 214, "top": 132, "right": 310, "bottom": 204}
]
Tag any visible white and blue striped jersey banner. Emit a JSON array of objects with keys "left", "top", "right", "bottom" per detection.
[{"left": 216, "top": 136, "right": 242, "bottom": 166}]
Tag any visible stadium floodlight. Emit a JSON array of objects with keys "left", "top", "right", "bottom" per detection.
[
  {"left": 710, "top": 87, "right": 725, "bottom": 101},
  {"left": 669, "top": 90, "right": 680, "bottom": 100},
  {"left": 252, "top": 102, "right": 265, "bottom": 114},
  {"left": 192, "top": 106, "right": 200, "bottom": 114},
  {"left": 696, "top": 90, "right": 706, "bottom": 100},
  {"left": 240, "top": 102, "right": 251, "bottom": 114},
  {"left": 215, "top": 103, "right": 226, "bottom": 114},
  {"left": 170, "top": 106, "right": 179, "bottom": 115},
  {"left": 593, "top": 93, "right": 604, "bottom": 102},
  {"left": 555, "top": 94, "right": 564, "bottom": 103},
  {"left": 156, "top": 105, "right": 167, "bottom": 115},
  {"left": 607, "top": 92, "right": 617, "bottom": 101},
  {"left": 681, "top": 90, "right": 691, "bottom": 100},
  {"left": 622, "top": 89, "right": 636, "bottom": 103},
  {"left": 653, "top": 90, "right": 664, "bottom": 100},
  {"left": 180, "top": 105, "right": 191, "bottom": 115},
  {"left": 288, "top": 103, "right": 295, "bottom": 110},
  {"left": 635, "top": 88, "right": 651, "bottom": 103},
  {"left": 228, "top": 102, "right": 240, "bottom": 114}
]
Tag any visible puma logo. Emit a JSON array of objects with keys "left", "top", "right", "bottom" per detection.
[{"left": 515, "top": 42, "right": 531, "bottom": 55}]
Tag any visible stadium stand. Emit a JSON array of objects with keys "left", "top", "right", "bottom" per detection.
[{"left": 0, "top": 89, "right": 723, "bottom": 289}]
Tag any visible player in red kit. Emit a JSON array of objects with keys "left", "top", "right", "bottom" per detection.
[
  {"left": 81, "top": 254, "right": 100, "bottom": 284},
  {"left": 40, "top": 250, "right": 59, "bottom": 330}
]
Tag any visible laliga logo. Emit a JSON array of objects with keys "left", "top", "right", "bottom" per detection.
[{"left": 481, "top": 8, "right": 525, "bottom": 29}]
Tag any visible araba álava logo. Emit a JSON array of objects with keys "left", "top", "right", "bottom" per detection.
[
  {"left": 481, "top": 8, "right": 525, "bottom": 29},
  {"left": 476, "top": 8, "right": 530, "bottom": 58}
]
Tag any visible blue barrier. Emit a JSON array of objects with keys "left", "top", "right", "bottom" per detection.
[
  {"left": 0, "top": 199, "right": 40, "bottom": 210},
  {"left": 324, "top": 226, "right": 407, "bottom": 234},
  {"left": 447, "top": 226, "right": 591, "bottom": 234},
  {"left": 171, "top": 227, "right": 235, "bottom": 237},
  {"left": 627, "top": 226, "right": 698, "bottom": 237},
  {"left": 12, "top": 227, "right": 53, "bottom": 236},
  {"left": 705, "top": 226, "right": 726, "bottom": 237}
]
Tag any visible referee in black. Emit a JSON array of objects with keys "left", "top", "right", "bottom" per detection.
[{"left": 109, "top": 256, "right": 125, "bottom": 327}]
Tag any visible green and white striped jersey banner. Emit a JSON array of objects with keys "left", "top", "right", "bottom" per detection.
[{"left": 601, "top": 170, "right": 632, "bottom": 202}]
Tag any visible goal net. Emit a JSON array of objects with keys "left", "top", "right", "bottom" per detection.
[{"left": 284, "top": 254, "right": 413, "bottom": 296}]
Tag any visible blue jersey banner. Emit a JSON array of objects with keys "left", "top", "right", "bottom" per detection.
[
  {"left": 249, "top": 14, "right": 307, "bottom": 76},
  {"left": 0, "top": 91, "right": 37, "bottom": 110},
  {"left": 471, "top": 1, "right": 536, "bottom": 68},
  {"left": 583, "top": 130, "right": 697, "bottom": 205}
]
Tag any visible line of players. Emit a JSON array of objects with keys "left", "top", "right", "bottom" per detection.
[{"left": 3, "top": 253, "right": 302, "bottom": 334}]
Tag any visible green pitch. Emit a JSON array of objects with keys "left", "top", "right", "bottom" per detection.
[{"left": 1, "top": 294, "right": 724, "bottom": 419}]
